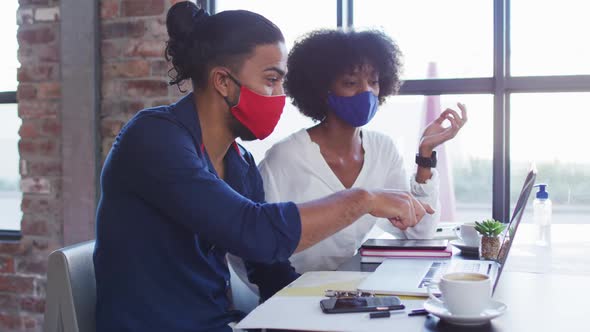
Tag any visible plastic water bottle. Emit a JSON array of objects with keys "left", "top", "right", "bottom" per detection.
[{"left": 533, "top": 184, "right": 552, "bottom": 246}]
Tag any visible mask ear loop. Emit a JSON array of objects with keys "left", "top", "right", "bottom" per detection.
[
  {"left": 225, "top": 71, "right": 242, "bottom": 87},
  {"left": 222, "top": 71, "right": 242, "bottom": 108}
]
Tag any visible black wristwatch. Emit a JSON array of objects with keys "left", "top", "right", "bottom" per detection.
[{"left": 415, "top": 151, "right": 437, "bottom": 168}]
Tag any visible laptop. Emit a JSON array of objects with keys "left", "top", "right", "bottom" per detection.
[{"left": 357, "top": 165, "right": 537, "bottom": 296}]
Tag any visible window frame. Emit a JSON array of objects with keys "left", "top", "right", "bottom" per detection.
[{"left": 209, "top": 0, "right": 590, "bottom": 223}]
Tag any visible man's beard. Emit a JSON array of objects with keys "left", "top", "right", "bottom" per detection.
[
  {"left": 225, "top": 90, "right": 257, "bottom": 141},
  {"left": 227, "top": 111, "right": 257, "bottom": 141}
]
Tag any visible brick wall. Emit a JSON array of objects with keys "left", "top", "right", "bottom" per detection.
[
  {"left": 0, "top": 0, "right": 189, "bottom": 331},
  {"left": 0, "top": 0, "right": 63, "bottom": 330},
  {"left": 100, "top": 0, "right": 186, "bottom": 161}
]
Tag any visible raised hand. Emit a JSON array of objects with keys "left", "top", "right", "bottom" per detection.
[{"left": 419, "top": 102, "right": 467, "bottom": 156}]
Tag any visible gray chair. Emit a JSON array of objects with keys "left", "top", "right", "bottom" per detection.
[
  {"left": 43, "top": 240, "right": 96, "bottom": 332},
  {"left": 227, "top": 256, "right": 260, "bottom": 314},
  {"left": 42, "top": 240, "right": 255, "bottom": 332}
]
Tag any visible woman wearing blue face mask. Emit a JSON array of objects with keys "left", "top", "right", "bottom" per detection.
[
  {"left": 229, "top": 29, "right": 467, "bottom": 299},
  {"left": 280, "top": 29, "right": 467, "bottom": 273}
]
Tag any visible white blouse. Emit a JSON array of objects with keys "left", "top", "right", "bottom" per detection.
[{"left": 258, "top": 129, "right": 441, "bottom": 273}]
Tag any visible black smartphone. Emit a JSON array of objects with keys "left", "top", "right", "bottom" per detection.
[{"left": 320, "top": 296, "right": 405, "bottom": 314}]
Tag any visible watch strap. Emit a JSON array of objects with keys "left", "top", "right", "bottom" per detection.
[{"left": 415, "top": 151, "right": 437, "bottom": 168}]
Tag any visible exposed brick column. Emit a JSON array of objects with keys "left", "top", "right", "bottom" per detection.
[
  {"left": 100, "top": 0, "right": 187, "bottom": 162},
  {"left": 0, "top": 1, "right": 191, "bottom": 331},
  {"left": 0, "top": 1, "right": 63, "bottom": 331}
]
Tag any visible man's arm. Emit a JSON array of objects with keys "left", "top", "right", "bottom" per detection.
[
  {"left": 119, "top": 115, "right": 432, "bottom": 263},
  {"left": 116, "top": 116, "right": 301, "bottom": 264},
  {"left": 296, "top": 189, "right": 434, "bottom": 252}
]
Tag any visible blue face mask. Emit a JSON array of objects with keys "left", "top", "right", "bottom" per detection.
[{"left": 327, "top": 91, "right": 379, "bottom": 127}]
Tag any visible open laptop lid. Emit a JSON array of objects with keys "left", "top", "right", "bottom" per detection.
[{"left": 492, "top": 164, "right": 537, "bottom": 292}]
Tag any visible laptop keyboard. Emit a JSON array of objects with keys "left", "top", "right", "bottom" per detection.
[{"left": 418, "top": 261, "right": 483, "bottom": 288}]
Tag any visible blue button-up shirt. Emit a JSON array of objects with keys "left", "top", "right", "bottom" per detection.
[{"left": 94, "top": 93, "right": 301, "bottom": 332}]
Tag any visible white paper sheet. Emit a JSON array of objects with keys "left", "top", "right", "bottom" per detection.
[
  {"left": 235, "top": 271, "right": 428, "bottom": 331},
  {"left": 236, "top": 296, "right": 427, "bottom": 332}
]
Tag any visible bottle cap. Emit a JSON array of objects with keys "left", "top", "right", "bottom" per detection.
[{"left": 534, "top": 184, "right": 549, "bottom": 199}]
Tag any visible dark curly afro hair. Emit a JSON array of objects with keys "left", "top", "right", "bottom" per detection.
[{"left": 285, "top": 29, "right": 403, "bottom": 122}]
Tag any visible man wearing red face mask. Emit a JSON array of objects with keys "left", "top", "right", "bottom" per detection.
[{"left": 93, "top": 2, "right": 433, "bottom": 332}]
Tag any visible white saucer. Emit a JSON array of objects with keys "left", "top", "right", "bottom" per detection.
[
  {"left": 423, "top": 298, "right": 507, "bottom": 326},
  {"left": 450, "top": 239, "right": 479, "bottom": 256}
]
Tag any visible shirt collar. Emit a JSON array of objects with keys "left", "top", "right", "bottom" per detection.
[
  {"left": 170, "top": 92, "right": 203, "bottom": 147},
  {"left": 170, "top": 92, "right": 251, "bottom": 180}
]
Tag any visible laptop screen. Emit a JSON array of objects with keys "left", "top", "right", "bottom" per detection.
[{"left": 492, "top": 164, "right": 537, "bottom": 291}]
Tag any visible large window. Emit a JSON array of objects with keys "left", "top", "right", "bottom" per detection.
[
  {"left": 355, "top": 0, "right": 493, "bottom": 79},
  {"left": 210, "top": 0, "right": 590, "bottom": 224},
  {"left": 216, "top": 0, "right": 336, "bottom": 49},
  {"left": 511, "top": 93, "right": 590, "bottom": 225},
  {"left": 511, "top": 0, "right": 590, "bottom": 77},
  {"left": 0, "top": 0, "right": 20, "bottom": 233},
  {"left": 0, "top": 104, "right": 21, "bottom": 231}
]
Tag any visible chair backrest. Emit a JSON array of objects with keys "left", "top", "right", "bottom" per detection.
[
  {"left": 227, "top": 255, "right": 260, "bottom": 314},
  {"left": 44, "top": 240, "right": 96, "bottom": 332}
]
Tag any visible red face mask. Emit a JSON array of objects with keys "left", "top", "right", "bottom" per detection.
[{"left": 224, "top": 73, "right": 286, "bottom": 140}]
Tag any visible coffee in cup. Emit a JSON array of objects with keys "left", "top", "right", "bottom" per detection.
[
  {"left": 456, "top": 222, "right": 480, "bottom": 247},
  {"left": 427, "top": 272, "right": 491, "bottom": 316}
]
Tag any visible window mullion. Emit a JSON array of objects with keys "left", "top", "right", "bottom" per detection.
[
  {"left": 493, "top": 0, "right": 510, "bottom": 223},
  {"left": 398, "top": 78, "right": 494, "bottom": 95},
  {"left": 200, "top": 0, "right": 216, "bottom": 14},
  {"left": 347, "top": 0, "right": 353, "bottom": 28},
  {"left": 506, "top": 75, "right": 590, "bottom": 93},
  {"left": 0, "top": 91, "right": 17, "bottom": 104}
]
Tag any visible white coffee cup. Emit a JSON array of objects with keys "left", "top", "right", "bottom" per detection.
[
  {"left": 456, "top": 222, "right": 480, "bottom": 247},
  {"left": 427, "top": 272, "right": 491, "bottom": 316}
]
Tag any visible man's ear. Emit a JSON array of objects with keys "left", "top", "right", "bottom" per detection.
[{"left": 210, "top": 67, "right": 231, "bottom": 97}]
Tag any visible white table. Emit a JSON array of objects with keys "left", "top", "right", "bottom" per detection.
[{"left": 238, "top": 224, "right": 590, "bottom": 331}]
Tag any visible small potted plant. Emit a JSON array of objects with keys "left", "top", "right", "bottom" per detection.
[{"left": 474, "top": 219, "right": 506, "bottom": 260}]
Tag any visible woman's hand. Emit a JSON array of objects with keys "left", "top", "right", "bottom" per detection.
[{"left": 418, "top": 102, "right": 467, "bottom": 156}]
